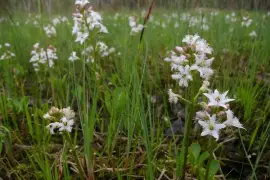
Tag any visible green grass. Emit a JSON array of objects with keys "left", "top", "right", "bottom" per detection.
[{"left": 0, "top": 8, "right": 270, "bottom": 179}]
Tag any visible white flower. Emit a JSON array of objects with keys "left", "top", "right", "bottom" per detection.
[
  {"left": 196, "top": 111, "right": 210, "bottom": 121},
  {"left": 129, "top": 16, "right": 144, "bottom": 35},
  {"left": 33, "top": 43, "right": 39, "bottom": 49},
  {"left": 172, "top": 65, "right": 193, "bottom": 87},
  {"left": 68, "top": 51, "right": 79, "bottom": 62},
  {"left": 75, "top": 0, "right": 89, "bottom": 8},
  {"left": 182, "top": 34, "right": 212, "bottom": 54},
  {"left": 168, "top": 89, "right": 179, "bottom": 104},
  {"left": 191, "top": 54, "right": 214, "bottom": 79},
  {"left": 175, "top": 46, "right": 184, "bottom": 53},
  {"left": 59, "top": 119, "right": 74, "bottom": 133},
  {"left": 130, "top": 24, "right": 144, "bottom": 35},
  {"left": 72, "top": 4, "right": 108, "bottom": 44},
  {"left": 46, "top": 122, "right": 63, "bottom": 134},
  {"left": 171, "top": 54, "right": 188, "bottom": 65},
  {"left": 241, "top": 17, "right": 252, "bottom": 27},
  {"left": 52, "top": 18, "right": 61, "bottom": 26},
  {"left": 60, "top": 107, "right": 75, "bottom": 120},
  {"left": 161, "top": 23, "right": 166, "bottom": 28},
  {"left": 61, "top": 16, "right": 69, "bottom": 23},
  {"left": 75, "top": 32, "right": 89, "bottom": 44},
  {"left": 223, "top": 110, "right": 244, "bottom": 129},
  {"left": 44, "top": 106, "right": 76, "bottom": 134},
  {"left": 5, "top": 43, "right": 10, "bottom": 47},
  {"left": 249, "top": 31, "right": 257, "bottom": 38},
  {"left": 195, "top": 39, "right": 213, "bottom": 54},
  {"left": 198, "top": 114, "right": 226, "bottom": 140},
  {"left": 182, "top": 34, "right": 200, "bottom": 46},
  {"left": 200, "top": 80, "right": 210, "bottom": 92},
  {"left": 203, "top": 89, "right": 234, "bottom": 109},
  {"left": 43, "top": 113, "right": 53, "bottom": 119},
  {"left": 29, "top": 44, "right": 58, "bottom": 71},
  {"left": 82, "top": 45, "right": 93, "bottom": 55},
  {"left": 129, "top": 16, "right": 136, "bottom": 27},
  {"left": 0, "top": 51, "right": 16, "bottom": 60},
  {"left": 43, "top": 24, "right": 56, "bottom": 38}
]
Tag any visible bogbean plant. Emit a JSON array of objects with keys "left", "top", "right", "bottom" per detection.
[
  {"left": 42, "top": 0, "right": 111, "bottom": 179},
  {"left": 165, "top": 34, "right": 245, "bottom": 179},
  {"left": 44, "top": 106, "right": 86, "bottom": 179}
]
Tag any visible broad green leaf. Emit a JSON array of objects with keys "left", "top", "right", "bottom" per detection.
[
  {"left": 207, "top": 160, "right": 219, "bottom": 180},
  {"left": 198, "top": 151, "right": 210, "bottom": 166},
  {"left": 198, "top": 167, "right": 206, "bottom": 180},
  {"left": 190, "top": 143, "right": 201, "bottom": 163}
]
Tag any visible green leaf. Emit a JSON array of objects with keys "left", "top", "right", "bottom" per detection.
[
  {"left": 112, "top": 87, "right": 128, "bottom": 112},
  {"left": 198, "top": 167, "right": 206, "bottom": 180},
  {"left": 190, "top": 143, "right": 201, "bottom": 163},
  {"left": 207, "top": 160, "right": 219, "bottom": 180},
  {"left": 198, "top": 151, "right": 210, "bottom": 166}
]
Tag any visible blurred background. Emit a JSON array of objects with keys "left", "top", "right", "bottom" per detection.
[{"left": 1, "top": 0, "right": 270, "bottom": 14}]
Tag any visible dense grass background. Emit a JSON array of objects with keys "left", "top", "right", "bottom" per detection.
[{"left": 0, "top": 2, "right": 270, "bottom": 179}]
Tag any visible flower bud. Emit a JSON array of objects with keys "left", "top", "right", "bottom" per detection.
[
  {"left": 199, "top": 102, "right": 208, "bottom": 109},
  {"left": 175, "top": 46, "right": 184, "bottom": 53}
]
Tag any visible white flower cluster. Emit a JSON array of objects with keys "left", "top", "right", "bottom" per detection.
[
  {"left": 210, "top": 11, "right": 219, "bottom": 17},
  {"left": 52, "top": 16, "right": 69, "bottom": 26},
  {"left": 129, "top": 16, "right": 144, "bottom": 35},
  {"left": 225, "top": 12, "right": 237, "bottom": 23},
  {"left": 249, "top": 30, "right": 257, "bottom": 38},
  {"left": 44, "top": 24, "right": 56, "bottom": 38},
  {"left": 0, "top": 43, "right": 15, "bottom": 60},
  {"left": 73, "top": 41, "right": 115, "bottom": 63},
  {"left": 180, "top": 13, "right": 191, "bottom": 21},
  {"left": 72, "top": 0, "right": 108, "bottom": 45},
  {"left": 241, "top": 16, "right": 252, "bottom": 27},
  {"left": 165, "top": 35, "right": 244, "bottom": 140},
  {"left": 196, "top": 89, "right": 244, "bottom": 140},
  {"left": 29, "top": 43, "right": 58, "bottom": 71},
  {"left": 168, "top": 89, "right": 179, "bottom": 104},
  {"left": 96, "top": 41, "right": 115, "bottom": 57},
  {"left": 165, "top": 34, "right": 214, "bottom": 87},
  {"left": 25, "top": 14, "right": 40, "bottom": 27},
  {"left": 0, "top": 17, "right": 7, "bottom": 23},
  {"left": 44, "top": 107, "right": 75, "bottom": 134},
  {"left": 69, "top": 51, "right": 80, "bottom": 62},
  {"left": 189, "top": 17, "right": 209, "bottom": 31}
]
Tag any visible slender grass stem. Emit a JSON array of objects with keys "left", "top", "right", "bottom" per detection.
[{"left": 65, "top": 133, "right": 86, "bottom": 179}]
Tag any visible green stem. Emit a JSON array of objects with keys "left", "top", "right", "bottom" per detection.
[
  {"left": 205, "top": 137, "right": 215, "bottom": 180},
  {"left": 178, "top": 100, "right": 195, "bottom": 179},
  {"left": 178, "top": 89, "right": 200, "bottom": 179},
  {"left": 177, "top": 95, "right": 192, "bottom": 105}
]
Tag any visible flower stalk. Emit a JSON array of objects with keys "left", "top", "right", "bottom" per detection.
[
  {"left": 205, "top": 136, "right": 215, "bottom": 180},
  {"left": 178, "top": 98, "right": 196, "bottom": 179}
]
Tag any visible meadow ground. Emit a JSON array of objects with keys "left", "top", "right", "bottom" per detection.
[{"left": 0, "top": 4, "right": 270, "bottom": 180}]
